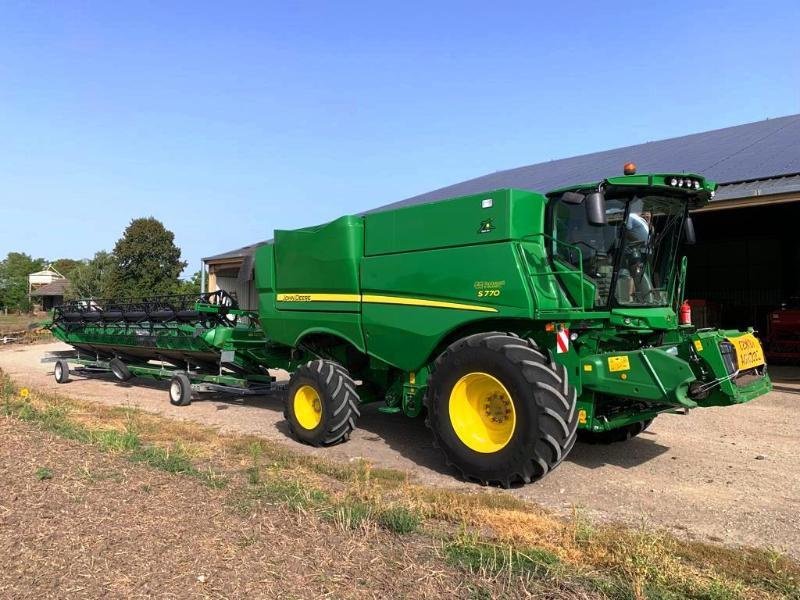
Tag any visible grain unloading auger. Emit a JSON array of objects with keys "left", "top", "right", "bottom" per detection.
[{"left": 48, "top": 166, "right": 772, "bottom": 486}]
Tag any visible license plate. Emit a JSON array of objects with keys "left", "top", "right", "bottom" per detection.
[{"left": 727, "top": 333, "right": 765, "bottom": 371}]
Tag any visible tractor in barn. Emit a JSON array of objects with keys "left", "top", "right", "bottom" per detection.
[{"left": 49, "top": 167, "right": 771, "bottom": 486}]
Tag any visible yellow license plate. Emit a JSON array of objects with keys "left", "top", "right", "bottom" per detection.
[{"left": 727, "top": 333, "right": 765, "bottom": 371}]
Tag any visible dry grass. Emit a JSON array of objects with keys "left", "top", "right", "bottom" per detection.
[{"left": 2, "top": 370, "right": 798, "bottom": 599}]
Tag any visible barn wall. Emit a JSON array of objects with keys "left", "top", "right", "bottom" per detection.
[{"left": 213, "top": 275, "right": 258, "bottom": 311}]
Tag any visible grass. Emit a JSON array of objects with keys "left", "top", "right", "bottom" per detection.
[
  {"left": 35, "top": 466, "right": 53, "bottom": 480},
  {"left": 2, "top": 370, "right": 798, "bottom": 599}
]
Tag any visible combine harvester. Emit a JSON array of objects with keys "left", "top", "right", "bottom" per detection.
[{"left": 49, "top": 166, "right": 772, "bottom": 486}]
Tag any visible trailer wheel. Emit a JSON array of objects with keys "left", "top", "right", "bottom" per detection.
[
  {"left": 425, "top": 332, "right": 578, "bottom": 487},
  {"left": 54, "top": 359, "right": 70, "bottom": 384},
  {"left": 169, "top": 373, "right": 192, "bottom": 406},
  {"left": 578, "top": 418, "right": 654, "bottom": 444},
  {"left": 109, "top": 358, "right": 133, "bottom": 382},
  {"left": 285, "top": 360, "right": 360, "bottom": 446}
]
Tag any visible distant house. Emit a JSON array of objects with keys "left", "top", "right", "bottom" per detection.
[
  {"left": 30, "top": 278, "right": 70, "bottom": 311},
  {"left": 28, "top": 267, "right": 65, "bottom": 294},
  {"left": 28, "top": 266, "right": 68, "bottom": 311}
]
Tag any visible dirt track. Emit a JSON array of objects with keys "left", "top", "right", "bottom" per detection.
[{"left": 2, "top": 342, "right": 798, "bottom": 556}]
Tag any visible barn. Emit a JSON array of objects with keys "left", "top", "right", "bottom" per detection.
[{"left": 203, "top": 114, "right": 800, "bottom": 331}]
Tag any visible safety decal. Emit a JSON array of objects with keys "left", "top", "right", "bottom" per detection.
[{"left": 556, "top": 327, "right": 570, "bottom": 354}]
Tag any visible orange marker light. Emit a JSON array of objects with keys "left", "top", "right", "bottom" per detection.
[
  {"left": 545, "top": 323, "right": 555, "bottom": 332},
  {"left": 623, "top": 162, "right": 637, "bottom": 175}
]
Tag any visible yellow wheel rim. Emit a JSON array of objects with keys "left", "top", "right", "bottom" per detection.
[
  {"left": 448, "top": 372, "right": 516, "bottom": 453},
  {"left": 293, "top": 385, "right": 322, "bottom": 430}
]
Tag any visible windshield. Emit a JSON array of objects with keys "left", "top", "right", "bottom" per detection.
[{"left": 552, "top": 194, "right": 686, "bottom": 308}]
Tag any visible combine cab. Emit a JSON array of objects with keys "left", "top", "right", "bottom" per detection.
[{"left": 49, "top": 166, "right": 772, "bottom": 486}]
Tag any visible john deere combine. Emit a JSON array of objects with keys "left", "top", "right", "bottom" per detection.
[{"left": 50, "top": 167, "right": 771, "bottom": 486}]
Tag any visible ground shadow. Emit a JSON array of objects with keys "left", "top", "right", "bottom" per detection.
[{"left": 53, "top": 367, "right": 673, "bottom": 478}]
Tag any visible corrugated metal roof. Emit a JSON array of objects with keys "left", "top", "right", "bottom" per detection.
[
  {"left": 374, "top": 113, "right": 800, "bottom": 212},
  {"left": 203, "top": 241, "right": 268, "bottom": 263}
]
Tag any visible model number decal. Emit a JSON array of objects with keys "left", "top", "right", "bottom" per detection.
[
  {"left": 608, "top": 356, "right": 631, "bottom": 372},
  {"left": 477, "top": 289, "right": 501, "bottom": 298}
]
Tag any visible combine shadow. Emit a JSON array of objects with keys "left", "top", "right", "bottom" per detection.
[
  {"left": 53, "top": 367, "right": 671, "bottom": 478},
  {"left": 353, "top": 404, "right": 671, "bottom": 478},
  {"left": 566, "top": 432, "right": 670, "bottom": 469}
]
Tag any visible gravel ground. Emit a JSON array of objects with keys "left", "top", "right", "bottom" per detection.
[
  {"left": 2, "top": 342, "right": 798, "bottom": 557},
  {"left": 0, "top": 418, "right": 504, "bottom": 599}
]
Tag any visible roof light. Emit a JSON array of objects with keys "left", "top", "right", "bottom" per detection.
[
  {"left": 693, "top": 180, "right": 701, "bottom": 189},
  {"left": 623, "top": 162, "right": 637, "bottom": 175}
]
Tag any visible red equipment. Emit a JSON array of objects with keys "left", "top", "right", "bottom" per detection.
[
  {"left": 679, "top": 300, "right": 692, "bottom": 325},
  {"left": 766, "top": 297, "right": 800, "bottom": 363}
]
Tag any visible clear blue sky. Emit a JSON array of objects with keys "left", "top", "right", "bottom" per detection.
[{"left": 1, "top": 1, "right": 798, "bottom": 276}]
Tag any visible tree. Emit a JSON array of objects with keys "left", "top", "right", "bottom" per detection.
[
  {"left": 105, "top": 217, "right": 188, "bottom": 299},
  {"left": 0, "top": 252, "right": 45, "bottom": 312},
  {"left": 174, "top": 270, "right": 202, "bottom": 296},
  {"left": 65, "top": 251, "right": 116, "bottom": 300},
  {"left": 51, "top": 258, "right": 83, "bottom": 279}
]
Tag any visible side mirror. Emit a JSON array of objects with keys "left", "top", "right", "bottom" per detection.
[
  {"left": 585, "top": 191, "right": 606, "bottom": 226},
  {"left": 684, "top": 216, "right": 697, "bottom": 245}
]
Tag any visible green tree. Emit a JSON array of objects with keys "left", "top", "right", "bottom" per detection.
[
  {"left": 65, "top": 251, "right": 116, "bottom": 300},
  {"left": 51, "top": 258, "right": 83, "bottom": 279},
  {"left": 106, "top": 217, "right": 188, "bottom": 299},
  {"left": 0, "top": 252, "right": 45, "bottom": 312},
  {"left": 174, "top": 270, "right": 202, "bottom": 296}
]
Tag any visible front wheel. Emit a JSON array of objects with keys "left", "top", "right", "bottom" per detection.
[
  {"left": 169, "top": 373, "right": 192, "bottom": 406},
  {"left": 54, "top": 359, "right": 70, "bottom": 384},
  {"left": 425, "top": 332, "right": 578, "bottom": 487}
]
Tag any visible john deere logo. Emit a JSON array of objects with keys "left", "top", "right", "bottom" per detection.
[{"left": 478, "top": 218, "right": 495, "bottom": 234}]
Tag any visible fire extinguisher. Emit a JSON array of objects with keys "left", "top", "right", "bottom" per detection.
[{"left": 679, "top": 300, "right": 692, "bottom": 325}]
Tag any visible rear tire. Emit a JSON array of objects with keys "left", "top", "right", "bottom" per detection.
[
  {"left": 169, "top": 373, "right": 192, "bottom": 406},
  {"left": 109, "top": 358, "right": 133, "bottom": 382},
  {"left": 54, "top": 359, "right": 70, "bottom": 384},
  {"left": 578, "top": 418, "right": 654, "bottom": 444},
  {"left": 425, "top": 332, "right": 578, "bottom": 487},
  {"left": 285, "top": 360, "right": 360, "bottom": 446}
]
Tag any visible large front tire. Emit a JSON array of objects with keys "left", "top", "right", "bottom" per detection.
[
  {"left": 285, "top": 360, "right": 360, "bottom": 446},
  {"left": 425, "top": 332, "right": 578, "bottom": 487}
]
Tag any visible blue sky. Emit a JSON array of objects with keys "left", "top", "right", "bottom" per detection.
[{"left": 1, "top": 0, "right": 798, "bottom": 275}]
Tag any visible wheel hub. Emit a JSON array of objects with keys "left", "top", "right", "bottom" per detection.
[
  {"left": 448, "top": 372, "right": 516, "bottom": 454},
  {"left": 484, "top": 392, "right": 511, "bottom": 423},
  {"left": 293, "top": 385, "right": 322, "bottom": 430}
]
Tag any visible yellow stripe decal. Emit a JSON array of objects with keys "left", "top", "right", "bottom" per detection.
[
  {"left": 276, "top": 293, "right": 361, "bottom": 303},
  {"left": 361, "top": 294, "right": 497, "bottom": 313},
  {"left": 276, "top": 292, "right": 497, "bottom": 313}
]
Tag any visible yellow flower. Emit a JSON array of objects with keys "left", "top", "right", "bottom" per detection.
[{"left": 19, "top": 388, "right": 29, "bottom": 399}]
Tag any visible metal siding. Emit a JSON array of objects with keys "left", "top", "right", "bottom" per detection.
[{"left": 213, "top": 276, "right": 258, "bottom": 311}]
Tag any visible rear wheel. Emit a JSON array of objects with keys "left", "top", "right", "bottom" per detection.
[
  {"left": 169, "top": 373, "right": 192, "bottom": 406},
  {"left": 578, "top": 418, "right": 654, "bottom": 444},
  {"left": 109, "top": 358, "right": 133, "bottom": 382},
  {"left": 285, "top": 360, "right": 360, "bottom": 446},
  {"left": 425, "top": 332, "right": 578, "bottom": 487},
  {"left": 54, "top": 359, "right": 70, "bottom": 384}
]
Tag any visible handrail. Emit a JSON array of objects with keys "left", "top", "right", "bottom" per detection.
[{"left": 518, "top": 233, "right": 592, "bottom": 310}]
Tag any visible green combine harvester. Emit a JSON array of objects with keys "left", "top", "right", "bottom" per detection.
[{"left": 49, "top": 166, "right": 771, "bottom": 486}]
